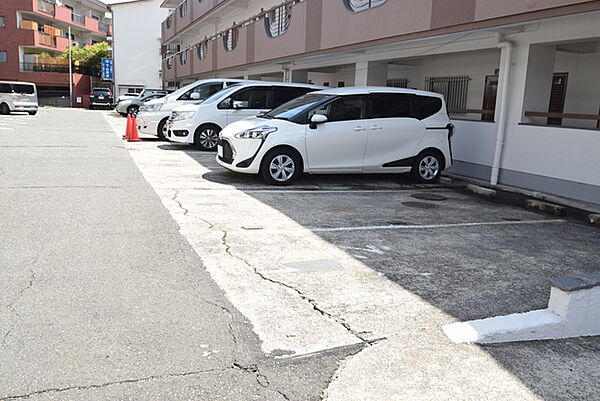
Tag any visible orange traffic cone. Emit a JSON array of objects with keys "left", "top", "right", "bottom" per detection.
[
  {"left": 123, "top": 114, "right": 131, "bottom": 140},
  {"left": 127, "top": 115, "right": 142, "bottom": 142}
]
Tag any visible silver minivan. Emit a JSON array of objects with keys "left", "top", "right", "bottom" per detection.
[{"left": 0, "top": 81, "right": 39, "bottom": 115}]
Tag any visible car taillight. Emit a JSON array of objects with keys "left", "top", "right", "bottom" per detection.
[{"left": 108, "top": 94, "right": 113, "bottom": 98}]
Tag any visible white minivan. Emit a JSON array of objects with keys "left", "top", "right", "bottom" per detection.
[
  {"left": 216, "top": 87, "right": 454, "bottom": 185},
  {"left": 0, "top": 81, "right": 39, "bottom": 115},
  {"left": 167, "top": 82, "right": 322, "bottom": 150},
  {"left": 136, "top": 78, "right": 248, "bottom": 140}
]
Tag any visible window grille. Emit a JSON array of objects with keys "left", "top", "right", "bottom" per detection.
[
  {"left": 344, "top": 0, "right": 387, "bottom": 13},
  {"left": 387, "top": 78, "right": 408, "bottom": 88},
  {"left": 166, "top": 15, "right": 172, "bottom": 29},
  {"left": 223, "top": 27, "right": 239, "bottom": 51},
  {"left": 197, "top": 41, "right": 207, "bottom": 60},
  {"left": 265, "top": 4, "right": 291, "bottom": 38},
  {"left": 179, "top": 1, "right": 187, "bottom": 18},
  {"left": 424, "top": 75, "right": 469, "bottom": 114},
  {"left": 166, "top": 58, "right": 173, "bottom": 70},
  {"left": 179, "top": 50, "right": 187, "bottom": 65}
]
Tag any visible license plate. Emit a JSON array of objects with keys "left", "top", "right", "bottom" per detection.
[
  {"left": 98, "top": 96, "right": 104, "bottom": 99},
  {"left": 217, "top": 146, "right": 223, "bottom": 157}
]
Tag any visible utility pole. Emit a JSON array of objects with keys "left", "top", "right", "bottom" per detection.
[{"left": 68, "top": 26, "right": 73, "bottom": 107}]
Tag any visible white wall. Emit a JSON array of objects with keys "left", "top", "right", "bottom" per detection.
[{"left": 112, "top": 0, "right": 169, "bottom": 94}]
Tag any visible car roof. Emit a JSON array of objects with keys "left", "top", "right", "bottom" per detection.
[
  {"left": 0, "top": 81, "right": 36, "bottom": 85},
  {"left": 220, "top": 81, "right": 323, "bottom": 89},
  {"left": 312, "top": 86, "right": 444, "bottom": 98},
  {"left": 92, "top": 87, "right": 111, "bottom": 91}
]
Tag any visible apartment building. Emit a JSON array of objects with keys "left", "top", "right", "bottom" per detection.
[
  {"left": 159, "top": 0, "right": 600, "bottom": 207},
  {"left": 110, "top": 0, "right": 170, "bottom": 96},
  {"left": 0, "top": 0, "right": 112, "bottom": 106}
]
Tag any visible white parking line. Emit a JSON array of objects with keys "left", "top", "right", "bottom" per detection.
[{"left": 232, "top": 219, "right": 566, "bottom": 235}]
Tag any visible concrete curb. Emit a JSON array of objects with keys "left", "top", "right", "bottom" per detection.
[{"left": 466, "top": 184, "right": 497, "bottom": 198}]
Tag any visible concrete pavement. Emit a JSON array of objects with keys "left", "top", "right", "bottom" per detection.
[{"left": 0, "top": 108, "right": 348, "bottom": 400}]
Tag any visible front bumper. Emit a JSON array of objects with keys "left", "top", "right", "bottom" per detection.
[
  {"left": 216, "top": 137, "right": 263, "bottom": 174},
  {"left": 115, "top": 102, "right": 131, "bottom": 114},
  {"left": 166, "top": 119, "right": 195, "bottom": 144}
]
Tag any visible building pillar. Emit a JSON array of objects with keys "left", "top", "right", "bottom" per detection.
[
  {"left": 521, "top": 44, "right": 556, "bottom": 125},
  {"left": 354, "top": 61, "right": 388, "bottom": 86}
]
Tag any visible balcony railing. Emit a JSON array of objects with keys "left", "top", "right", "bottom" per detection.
[
  {"left": 99, "top": 22, "right": 110, "bottom": 34},
  {"left": 38, "top": 33, "right": 57, "bottom": 47},
  {"left": 72, "top": 12, "right": 85, "bottom": 25},
  {"left": 524, "top": 111, "right": 600, "bottom": 130},
  {"left": 37, "top": 0, "right": 56, "bottom": 16},
  {"left": 20, "top": 62, "right": 95, "bottom": 76}
]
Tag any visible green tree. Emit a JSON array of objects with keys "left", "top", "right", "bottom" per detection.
[{"left": 61, "top": 41, "right": 111, "bottom": 76}]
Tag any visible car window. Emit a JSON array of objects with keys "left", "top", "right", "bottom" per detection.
[
  {"left": 272, "top": 87, "right": 314, "bottom": 108},
  {"left": 93, "top": 89, "right": 110, "bottom": 95},
  {"left": 414, "top": 95, "right": 443, "bottom": 120},
  {"left": 178, "top": 83, "right": 223, "bottom": 101},
  {"left": 220, "top": 86, "right": 270, "bottom": 109},
  {"left": 369, "top": 93, "right": 413, "bottom": 119},
  {"left": 310, "top": 95, "right": 365, "bottom": 122},
  {"left": 0, "top": 83, "right": 12, "bottom": 93},
  {"left": 12, "top": 84, "right": 35, "bottom": 94}
]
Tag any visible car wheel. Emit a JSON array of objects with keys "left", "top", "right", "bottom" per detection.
[
  {"left": 157, "top": 118, "right": 169, "bottom": 141},
  {"left": 194, "top": 124, "right": 220, "bottom": 151},
  {"left": 127, "top": 105, "right": 139, "bottom": 115},
  {"left": 411, "top": 150, "right": 443, "bottom": 183},
  {"left": 1, "top": 103, "right": 11, "bottom": 115},
  {"left": 260, "top": 148, "right": 302, "bottom": 186},
  {"left": 28, "top": 111, "right": 37, "bottom": 116},
  {"left": 89, "top": 105, "right": 94, "bottom": 110}
]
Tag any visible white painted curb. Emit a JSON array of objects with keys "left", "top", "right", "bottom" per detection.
[{"left": 443, "top": 273, "right": 600, "bottom": 344}]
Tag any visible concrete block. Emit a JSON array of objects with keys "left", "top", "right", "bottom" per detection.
[
  {"left": 438, "top": 176, "right": 452, "bottom": 185},
  {"left": 589, "top": 214, "right": 600, "bottom": 225},
  {"left": 466, "top": 184, "right": 496, "bottom": 198},
  {"left": 526, "top": 199, "right": 566, "bottom": 216},
  {"left": 443, "top": 272, "right": 600, "bottom": 344}
]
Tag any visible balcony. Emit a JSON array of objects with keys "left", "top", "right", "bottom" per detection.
[
  {"left": 20, "top": 62, "right": 94, "bottom": 76},
  {"left": 36, "top": 0, "right": 55, "bottom": 16},
  {"left": 162, "top": 0, "right": 229, "bottom": 42},
  {"left": 32, "top": 0, "right": 109, "bottom": 36},
  {"left": 191, "top": 41, "right": 215, "bottom": 76}
]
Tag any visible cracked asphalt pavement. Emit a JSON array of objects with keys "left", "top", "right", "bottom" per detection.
[
  {"left": 3, "top": 108, "right": 600, "bottom": 400},
  {"left": 0, "top": 109, "right": 351, "bottom": 400}
]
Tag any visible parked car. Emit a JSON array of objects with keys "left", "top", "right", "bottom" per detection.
[
  {"left": 89, "top": 88, "right": 113, "bottom": 109},
  {"left": 137, "top": 79, "right": 249, "bottom": 140},
  {"left": 115, "top": 93, "right": 166, "bottom": 116},
  {"left": 116, "top": 93, "right": 139, "bottom": 103},
  {"left": 0, "top": 81, "right": 38, "bottom": 115},
  {"left": 167, "top": 82, "right": 322, "bottom": 151},
  {"left": 216, "top": 87, "right": 454, "bottom": 185}
]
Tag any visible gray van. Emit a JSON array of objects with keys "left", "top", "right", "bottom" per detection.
[{"left": 0, "top": 81, "right": 39, "bottom": 115}]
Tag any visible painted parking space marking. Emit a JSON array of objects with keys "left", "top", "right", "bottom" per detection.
[{"left": 231, "top": 219, "right": 566, "bottom": 235}]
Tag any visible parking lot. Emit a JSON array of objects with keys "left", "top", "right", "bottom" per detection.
[{"left": 104, "top": 110, "right": 600, "bottom": 400}]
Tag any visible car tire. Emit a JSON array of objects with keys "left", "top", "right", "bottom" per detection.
[
  {"left": 28, "top": 111, "right": 37, "bottom": 116},
  {"left": 89, "top": 105, "right": 95, "bottom": 110},
  {"left": 1, "top": 103, "right": 11, "bottom": 115},
  {"left": 193, "top": 124, "right": 221, "bottom": 151},
  {"left": 127, "top": 105, "right": 139, "bottom": 116},
  {"left": 411, "top": 150, "right": 443, "bottom": 183},
  {"left": 260, "top": 148, "right": 302, "bottom": 186},
  {"left": 157, "top": 118, "right": 169, "bottom": 141}
]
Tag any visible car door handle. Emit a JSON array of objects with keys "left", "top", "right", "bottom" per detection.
[
  {"left": 369, "top": 125, "right": 383, "bottom": 131},
  {"left": 354, "top": 126, "right": 367, "bottom": 132}
]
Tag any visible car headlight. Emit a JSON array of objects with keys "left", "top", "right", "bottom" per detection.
[
  {"left": 234, "top": 126, "right": 277, "bottom": 139},
  {"left": 172, "top": 111, "right": 196, "bottom": 121},
  {"left": 142, "top": 102, "right": 163, "bottom": 112}
]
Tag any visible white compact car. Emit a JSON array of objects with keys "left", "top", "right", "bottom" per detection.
[
  {"left": 216, "top": 87, "right": 454, "bottom": 185},
  {"left": 167, "top": 82, "right": 321, "bottom": 150},
  {"left": 137, "top": 79, "right": 247, "bottom": 140},
  {"left": 0, "top": 81, "right": 39, "bottom": 115}
]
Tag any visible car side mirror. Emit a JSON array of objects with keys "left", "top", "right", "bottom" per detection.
[
  {"left": 233, "top": 100, "right": 245, "bottom": 109},
  {"left": 190, "top": 92, "right": 201, "bottom": 100},
  {"left": 309, "top": 114, "right": 328, "bottom": 129}
]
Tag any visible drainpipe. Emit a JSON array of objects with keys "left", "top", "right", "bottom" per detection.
[{"left": 490, "top": 34, "right": 513, "bottom": 186}]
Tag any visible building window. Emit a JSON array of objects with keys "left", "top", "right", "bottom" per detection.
[
  {"left": 179, "top": 1, "right": 187, "bottom": 18},
  {"left": 425, "top": 75, "right": 469, "bottom": 115},
  {"left": 264, "top": 4, "right": 291, "bottom": 38},
  {"left": 344, "top": 0, "right": 387, "bottom": 13},
  {"left": 0, "top": 16, "right": 5, "bottom": 28},
  {"left": 0, "top": 51, "right": 7, "bottom": 63},
  {"left": 166, "top": 58, "right": 173, "bottom": 70},
  {"left": 223, "top": 27, "right": 239, "bottom": 52},
  {"left": 337, "top": 81, "right": 345, "bottom": 88},
  {"left": 197, "top": 41, "right": 207, "bottom": 60},
  {"left": 166, "top": 15, "right": 172, "bottom": 29},
  {"left": 179, "top": 50, "right": 187, "bottom": 65}
]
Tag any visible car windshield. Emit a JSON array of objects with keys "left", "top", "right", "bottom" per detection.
[
  {"left": 200, "top": 84, "right": 243, "bottom": 105},
  {"left": 263, "top": 93, "right": 334, "bottom": 121}
]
